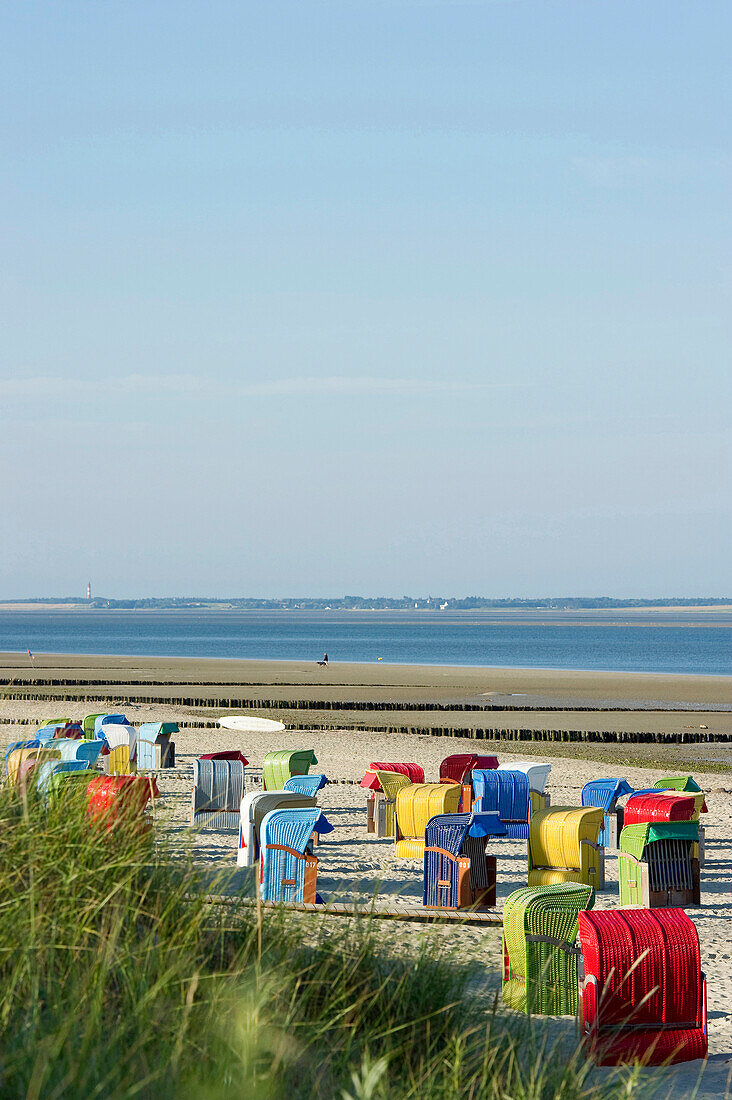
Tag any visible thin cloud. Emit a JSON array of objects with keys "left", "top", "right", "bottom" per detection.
[{"left": 0, "top": 374, "right": 521, "bottom": 401}]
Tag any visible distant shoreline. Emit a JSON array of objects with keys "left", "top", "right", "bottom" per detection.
[{"left": 2, "top": 602, "right": 732, "bottom": 614}]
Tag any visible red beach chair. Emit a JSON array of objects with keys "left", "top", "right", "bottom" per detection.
[
  {"left": 578, "top": 908, "right": 707, "bottom": 1066},
  {"left": 623, "top": 793, "right": 696, "bottom": 827},
  {"left": 439, "top": 754, "right": 499, "bottom": 812},
  {"left": 86, "top": 775, "right": 160, "bottom": 832},
  {"left": 199, "top": 751, "right": 249, "bottom": 765}
]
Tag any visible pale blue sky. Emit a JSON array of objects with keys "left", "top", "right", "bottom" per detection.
[{"left": 1, "top": 1, "right": 730, "bottom": 598}]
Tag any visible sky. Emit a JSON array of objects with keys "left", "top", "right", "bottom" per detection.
[{"left": 1, "top": 0, "right": 730, "bottom": 599}]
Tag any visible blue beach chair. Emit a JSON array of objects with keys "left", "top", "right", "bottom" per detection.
[
  {"left": 136, "top": 722, "right": 177, "bottom": 770},
  {"left": 94, "top": 714, "right": 128, "bottom": 738},
  {"left": 53, "top": 739, "right": 103, "bottom": 767},
  {"left": 283, "top": 774, "right": 328, "bottom": 796},
  {"left": 472, "top": 769, "right": 532, "bottom": 839},
  {"left": 424, "top": 811, "right": 506, "bottom": 909},
  {"left": 581, "top": 779, "right": 634, "bottom": 848},
  {"left": 260, "top": 807, "right": 332, "bottom": 903}
]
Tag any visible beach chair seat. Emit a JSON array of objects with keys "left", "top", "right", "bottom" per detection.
[
  {"left": 581, "top": 779, "right": 634, "bottom": 849},
  {"left": 394, "top": 783, "right": 461, "bottom": 859},
  {"left": 502, "top": 882, "right": 594, "bottom": 1015},
  {"left": 578, "top": 908, "right": 707, "bottom": 1065},
  {"left": 238, "top": 791, "right": 319, "bottom": 866},
  {"left": 528, "top": 807, "right": 605, "bottom": 889},
  {"left": 283, "top": 774, "right": 328, "bottom": 796},
  {"left": 497, "top": 761, "right": 552, "bottom": 796},
  {"left": 86, "top": 775, "right": 159, "bottom": 831},
  {"left": 260, "top": 807, "right": 331, "bottom": 903},
  {"left": 439, "top": 755, "right": 498, "bottom": 811},
  {"left": 136, "top": 722, "right": 178, "bottom": 770},
  {"left": 423, "top": 811, "right": 505, "bottom": 910},
  {"left": 262, "top": 749, "right": 318, "bottom": 791},
  {"left": 618, "top": 821, "right": 700, "bottom": 907},
  {"left": 472, "top": 769, "right": 537, "bottom": 838},
  {"left": 191, "top": 757, "right": 247, "bottom": 830}
]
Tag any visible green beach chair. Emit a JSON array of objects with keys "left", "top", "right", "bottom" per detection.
[
  {"left": 82, "top": 713, "right": 108, "bottom": 740},
  {"left": 262, "top": 749, "right": 317, "bottom": 791},
  {"left": 502, "top": 882, "right": 594, "bottom": 1015},
  {"left": 618, "top": 821, "right": 700, "bottom": 908}
]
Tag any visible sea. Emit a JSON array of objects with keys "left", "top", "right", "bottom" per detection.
[{"left": 0, "top": 608, "right": 731, "bottom": 677}]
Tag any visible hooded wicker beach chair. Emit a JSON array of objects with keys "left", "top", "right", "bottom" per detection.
[
  {"left": 623, "top": 792, "right": 696, "bottom": 827},
  {"left": 581, "top": 779, "right": 634, "bottom": 848},
  {"left": 361, "top": 763, "right": 425, "bottom": 834},
  {"left": 423, "top": 811, "right": 505, "bottom": 909},
  {"left": 394, "top": 783, "right": 461, "bottom": 859},
  {"left": 237, "top": 791, "right": 319, "bottom": 866},
  {"left": 87, "top": 775, "right": 159, "bottom": 831},
  {"left": 283, "top": 774, "right": 328, "bottom": 796},
  {"left": 4, "top": 739, "right": 41, "bottom": 763},
  {"left": 502, "top": 882, "right": 594, "bottom": 1015},
  {"left": 260, "top": 806, "right": 331, "bottom": 903},
  {"left": 653, "top": 777, "right": 708, "bottom": 863},
  {"left": 362, "top": 770, "right": 412, "bottom": 837},
  {"left": 191, "top": 757, "right": 247, "bottom": 830},
  {"left": 6, "top": 746, "right": 60, "bottom": 785},
  {"left": 136, "top": 722, "right": 177, "bottom": 770},
  {"left": 82, "top": 713, "right": 107, "bottom": 739},
  {"left": 528, "top": 807, "right": 605, "bottom": 889},
  {"left": 53, "top": 739, "right": 103, "bottom": 767},
  {"left": 35, "top": 759, "right": 91, "bottom": 799},
  {"left": 618, "top": 821, "right": 700, "bottom": 907},
  {"left": 93, "top": 714, "right": 128, "bottom": 738},
  {"left": 578, "top": 907, "right": 707, "bottom": 1065},
  {"left": 439, "top": 755, "right": 498, "bottom": 811},
  {"left": 262, "top": 749, "right": 318, "bottom": 791},
  {"left": 472, "top": 769, "right": 539, "bottom": 839},
  {"left": 497, "top": 761, "right": 552, "bottom": 797},
  {"left": 99, "top": 722, "right": 136, "bottom": 776}
]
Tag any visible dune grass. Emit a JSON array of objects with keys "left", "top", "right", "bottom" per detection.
[{"left": 0, "top": 783, "right": 640, "bottom": 1099}]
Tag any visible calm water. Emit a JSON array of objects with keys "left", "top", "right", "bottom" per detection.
[{"left": 0, "top": 609, "right": 731, "bottom": 676}]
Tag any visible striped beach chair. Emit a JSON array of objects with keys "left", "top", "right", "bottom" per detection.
[
  {"left": 581, "top": 779, "right": 634, "bottom": 848},
  {"left": 283, "top": 774, "right": 328, "bottom": 796},
  {"left": 191, "top": 756, "right": 247, "bottom": 830},
  {"left": 618, "top": 821, "right": 700, "bottom": 908},
  {"left": 238, "top": 791, "right": 319, "bottom": 866},
  {"left": 439, "top": 755, "right": 498, "bottom": 811},
  {"left": 86, "top": 775, "right": 159, "bottom": 832},
  {"left": 136, "top": 722, "right": 177, "bottom": 770},
  {"left": 52, "top": 738, "right": 103, "bottom": 767},
  {"left": 502, "top": 882, "right": 594, "bottom": 1015},
  {"left": 578, "top": 908, "right": 707, "bottom": 1065},
  {"left": 394, "top": 783, "right": 461, "bottom": 859},
  {"left": 528, "top": 807, "right": 605, "bottom": 889},
  {"left": 472, "top": 769, "right": 539, "bottom": 839},
  {"left": 262, "top": 749, "right": 318, "bottom": 791},
  {"left": 100, "top": 722, "right": 136, "bottom": 776},
  {"left": 361, "top": 763, "right": 424, "bottom": 835},
  {"left": 497, "top": 761, "right": 552, "bottom": 797},
  {"left": 423, "top": 811, "right": 505, "bottom": 909},
  {"left": 260, "top": 807, "right": 328, "bottom": 903}
]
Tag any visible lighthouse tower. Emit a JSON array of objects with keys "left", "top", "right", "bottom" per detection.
[{"left": 86, "top": 582, "right": 92, "bottom": 601}]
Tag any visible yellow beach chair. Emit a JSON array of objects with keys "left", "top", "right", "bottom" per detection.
[
  {"left": 394, "top": 783, "right": 461, "bottom": 859},
  {"left": 528, "top": 807, "right": 605, "bottom": 890}
]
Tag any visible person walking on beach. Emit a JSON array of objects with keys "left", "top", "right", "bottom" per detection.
[{"left": 318, "top": 651, "right": 328, "bottom": 666}]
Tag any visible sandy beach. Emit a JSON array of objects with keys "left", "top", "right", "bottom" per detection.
[{"left": 1, "top": 655, "right": 731, "bottom": 1096}]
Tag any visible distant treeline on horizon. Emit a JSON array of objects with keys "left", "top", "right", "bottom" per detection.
[{"left": 6, "top": 596, "right": 732, "bottom": 611}]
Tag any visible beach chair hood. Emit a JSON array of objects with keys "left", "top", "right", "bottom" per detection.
[
  {"left": 262, "top": 749, "right": 318, "bottom": 791},
  {"left": 94, "top": 714, "right": 127, "bottom": 738},
  {"left": 497, "top": 761, "right": 552, "bottom": 793},
  {"left": 439, "top": 754, "right": 498, "bottom": 784},
  {"left": 284, "top": 774, "right": 328, "bottom": 795},
  {"left": 368, "top": 762, "right": 425, "bottom": 784},
  {"left": 623, "top": 793, "right": 696, "bottom": 827},
  {"left": 473, "top": 769, "right": 530, "bottom": 821},
  {"left": 581, "top": 779, "right": 634, "bottom": 812}
]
